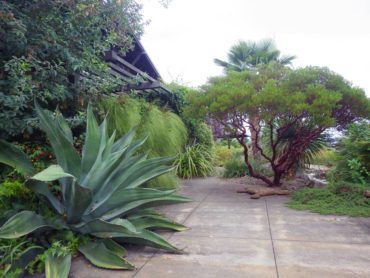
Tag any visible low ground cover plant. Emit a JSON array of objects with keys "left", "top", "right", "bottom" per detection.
[
  {"left": 289, "top": 122, "right": 370, "bottom": 216},
  {"left": 288, "top": 181, "right": 370, "bottom": 217},
  {"left": 0, "top": 103, "right": 190, "bottom": 278}
]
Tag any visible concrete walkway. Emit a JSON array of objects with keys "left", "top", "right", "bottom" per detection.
[{"left": 70, "top": 177, "right": 370, "bottom": 278}]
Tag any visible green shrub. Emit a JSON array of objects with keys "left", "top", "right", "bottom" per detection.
[
  {"left": 0, "top": 0, "right": 144, "bottom": 139},
  {"left": 331, "top": 121, "right": 370, "bottom": 184},
  {"left": 214, "top": 144, "right": 241, "bottom": 167},
  {"left": 288, "top": 181, "right": 370, "bottom": 217},
  {"left": 0, "top": 179, "right": 37, "bottom": 224},
  {"left": 223, "top": 154, "right": 248, "bottom": 178},
  {"left": 311, "top": 148, "right": 338, "bottom": 166},
  {"left": 0, "top": 104, "right": 191, "bottom": 277},
  {"left": 191, "top": 122, "right": 214, "bottom": 148},
  {"left": 223, "top": 152, "right": 273, "bottom": 178},
  {"left": 100, "top": 96, "right": 188, "bottom": 189},
  {"left": 175, "top": 144, "right": 214, "bottom": 179}
]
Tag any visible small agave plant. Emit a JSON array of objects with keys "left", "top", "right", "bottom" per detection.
[{"left": 0, "top": 102, "right": 191, "bottom": 277}]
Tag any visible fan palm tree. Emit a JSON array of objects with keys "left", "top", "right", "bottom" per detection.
[
  {"left": 214, "top": 39, "right": 296, "bottom": 157},
  {"left": 214, "top": 39, "right": 296, "bottom": 72}
]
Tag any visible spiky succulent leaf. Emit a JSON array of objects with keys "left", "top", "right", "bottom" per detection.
[
  {"left": 0, "top": 211, "right": 54, "bottom": 239},
  {"left": 0, "top": 139, "right": 34, "bottom": 176},
  {"left": 81, "top": 104, "right": 101, "bottom": 178},
  {"left": 87, "top": 188, "right": 191, "bottom": 221},
  {"left": 25, "top": 180, "right": 64, "bottom": 214},
  {"left": 45, "top": 253, "right": 71, "bottom": 278},
  {"left": 31, "top": 165, "right": 75, "bottom": 182},
  {"left": 7, "top": 245, "right": 44, "bottom": 275},
  {"left": 116, "top": 229, "right": 183, "bottom": 253},
  {"left": 76, "top": 218, "right": 180, "bottom": 253},
  {"left": 55, "top": 109, "right": 73, "bottom": 143},
  {"left": 78, "top": 240, "right": 134, "bottom": 270},
  {"left": 102, "top": 239, "right": 127, "bottom": 257},
  {"left": 74, "top": 218, "right": 138, "bottom": 237},
  {"left": 129, "top": 214, "right": 188, "bottom": 231},
  {"left": 64, "top": 180, "right": 92, "bottom": 224},
  {"left": 35, "top": 101, "right": 81, "bottom": 179}
]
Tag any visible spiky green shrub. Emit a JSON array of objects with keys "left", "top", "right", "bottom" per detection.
[
  {"left": 100, "top": 97, "right": 188, "bottom": 189},
  {"left": 175, "top": 144, "right": 214, "bottom": 179},
  {"left": 0, "top": 103, "right": 190, "bottom": 277}
]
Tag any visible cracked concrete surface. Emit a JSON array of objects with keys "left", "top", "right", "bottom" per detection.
[{"left": 68, "top": 177, "right": 370, "bottom": 278}]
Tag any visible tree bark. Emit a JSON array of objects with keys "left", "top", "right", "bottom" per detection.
[{"left": 249, "top": 115, "right": 261, "bottom": 158}]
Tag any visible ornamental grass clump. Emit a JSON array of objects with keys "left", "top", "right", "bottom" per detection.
[
  {"left": 101, "top": 97, "right": 188, "bottom": 189},
  {"left": 0, "top": 103, "right": 191, "bottom": 278}
]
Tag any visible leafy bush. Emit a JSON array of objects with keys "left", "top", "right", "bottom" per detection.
[
  {"left": 331, "top": 121, "right": 370, "bottom": 184},
  {"left": 191, "top": 122, "right": 214, "bottom": 148},
  {"left": 100, "top": 96, "right": 188, "bottom": 189},
  {"left": 311, "top": 148, "right": 338, "bottom": 166},
  {"left": 214, "top": 144, "right": 242, "bottom": 167},
  {"left": 0, "top": 104, "right": 190, "bottom": 277},
  {"left": 175, "top": 144, "right": 214, "bottom": 179},
  {"left": 0, "top": 0, "right": 144, "bottom": 139},
  {"left": 288, "top": 181, "right": 370, "bottom": 217},
  {"left": 223, "top": 154, "right": 248, "bottom": 178},
  {"left": 223, "top": 152, "right": 273, "bottom": 178}
]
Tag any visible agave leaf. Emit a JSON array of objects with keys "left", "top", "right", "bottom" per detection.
[
  {"left": 35, "top": 101, "right": 81, "bottom": 179},
  {"left": 92, "top": 157, "right": 175, "bottom": 209},
  {"left": 55, "top": 109, "right": 73, "bottom": 143},
  {"left": 0, "top": 139, "right": 34, "bottom": 176},
  {"left": 6, "top": 245, "right": 43, "bottom": 276},
  {"left": 117, "top": 229, "right": 183, "bottom": 253},
  {"left": 25, "top": 180, "right": 64, "bottom": 214},
  {"left": 81, "top": 104, "right": 101, "bottom": 178},
  {"left": 87, "top": 188, "right": 191, "bottom": 220},
  {"left": 102, "top": 239, "right": 127, "bottom": 257},
  {"left": 64, "top": 180, "right": 92, "bottom": 224},
  {"left": 31, "top": 165, "right": 75, "bottom": 182},
  {"left": 101, "top": 194, "right": 191, "bottom": 221},
  {"left": 45, "top": 252, "right": 71, "bottom": 278},
  {"left": 74, "top": 218, "right": 138, "bottom": 237},
  {"left": 79, "top": 218, "right": 182, "bottom": 253},
  {"left": 102, "top": 130, "right": 116, "bottom": 160},
  {"left": 129, "top": 214, "right": 188, "bottom": 232},
  {"left": 78, "top": 240, "right": 134, "bottom": 270},
  {"left": 111, "top": 128, "right": 137, "bottom": 153},
  {"left": 0, "top": 211, "right": 54, "bottom": 239},
  {"left": 123, "top": 157, "right": 176, "bottom": 189}
]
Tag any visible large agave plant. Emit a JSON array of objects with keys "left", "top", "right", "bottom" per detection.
[{"left": 0, "top": 103, "right": 191, "bottom": 277}]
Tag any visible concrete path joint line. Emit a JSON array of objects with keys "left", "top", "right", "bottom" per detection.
[
  {"left": 132, "top": 182, "right": 216, "bottom": 278},
  {"left": 265, "top": 199, "right": 280, "bottom": 278}
]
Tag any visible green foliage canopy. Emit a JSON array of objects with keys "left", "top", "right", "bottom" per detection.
[
  {"left": 0, "top": 0, "right": 144, "bottom": 139},
  {"left": 188, "top": 64, "right": 370, "bottom": 186}
]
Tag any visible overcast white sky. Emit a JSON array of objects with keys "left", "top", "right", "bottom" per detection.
[{"left": 138, "top": 0, "right": 370, "bottom": 95}]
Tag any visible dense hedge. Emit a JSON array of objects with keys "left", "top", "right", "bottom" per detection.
[{"left": 0, "top": 0, "right": 144, "bottom": 139}]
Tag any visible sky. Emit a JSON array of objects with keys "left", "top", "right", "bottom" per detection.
[{"left": 137, "top": 0, "right": 370, "bottom": 95}]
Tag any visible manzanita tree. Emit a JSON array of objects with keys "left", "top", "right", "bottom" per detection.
[{"left": 188, "top": 64, "right": 369, "bottom": 187}]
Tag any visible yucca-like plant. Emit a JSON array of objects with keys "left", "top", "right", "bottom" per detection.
[
  {"left": 175, "top": 144, "right": 214, "bottom": 179},
  {"left": 0, "top": 103, "right": 191, "bottom": 277}
]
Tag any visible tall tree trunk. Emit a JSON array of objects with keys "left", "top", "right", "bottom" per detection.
[{"left": 249, "top": 115, "right": 261, "bottom": 158}]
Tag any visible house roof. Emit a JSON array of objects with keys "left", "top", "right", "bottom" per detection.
[{"left": 105, "top": 38, "right": 171, "bottom": 94}]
